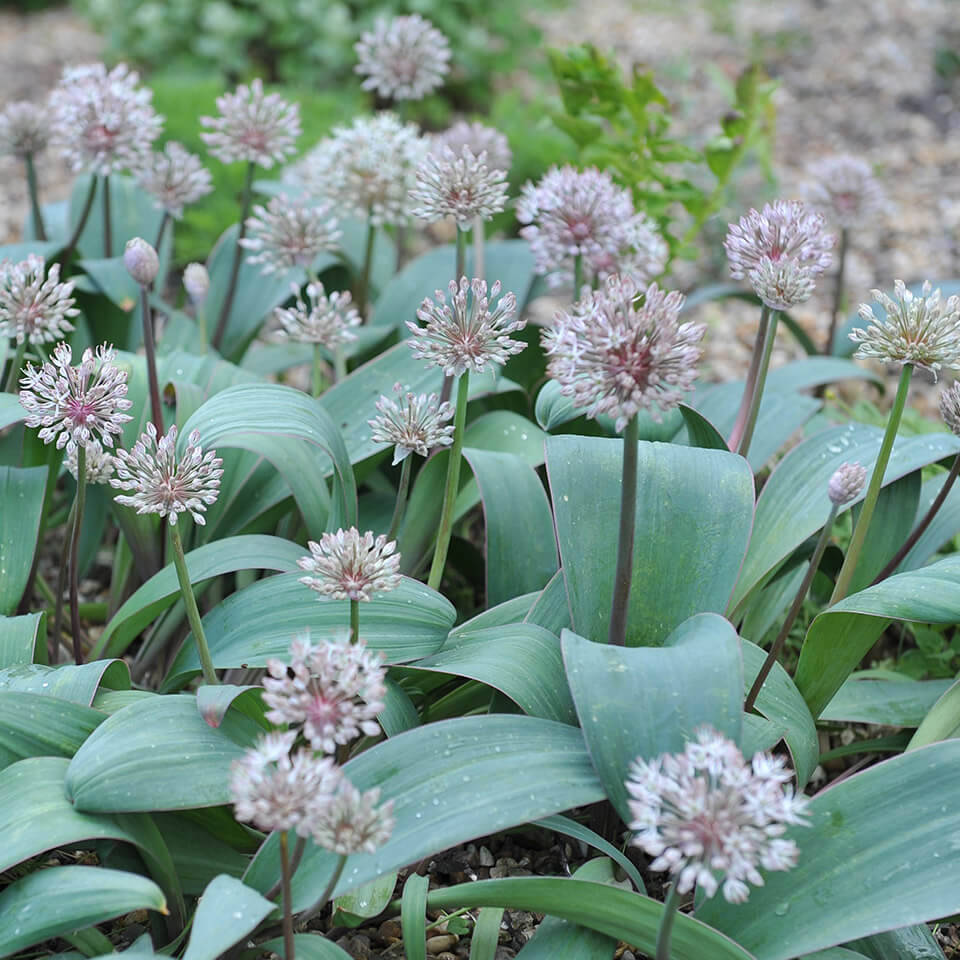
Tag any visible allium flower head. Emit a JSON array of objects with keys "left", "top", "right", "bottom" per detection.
[
  {"left": 230, "top": 730, "right": 338, "bottom": 834},
  {"left": 263, "top": 632, "right": 387, "bottom": 754},
  {"left": 849, "top": 280, "right": 960, "bottom": 375},
  {"left": 110, "top": 423, "right": 223, "bottom": 526},
  {"left": 0, "top": 101, "right": 50, "bottom": 158},
  {"left": 828, "top": 461, "right": 867, "bottom": 506},
  {"left": 724, "top": 200, "right": 834, "bottom": 310},
  {"left": 183, "top": 263, "right": 209, "bottom": 305},
  {"left": 369, "top": 383, "right": 455, "bottom": 465},
  {"left": 292, "top": 114, "right": 427, "bottom": 227},
  {"left": 627, "top": 727, "right": 809, "bottom": 904},
  {"left": 19, "top": 342, "right": 132, "bottom": 454},
  {"left": 123, "top": 237, "right": 159, "bottom": 287},
  {"left": 804, "top": 154, "right": 887, "bottom": 230},
  {"left": 542, "top": 276, "right": 704, "bottom": 431},
  {"left": 309, "top": 779, "right": 395, "bottom": 855},
  {"left": 298, "top": 528, "right": 401, "bottom": 602},
  {"left": 517, "top": 166, "right": 667, "bottom": 289},
  {"left": 939, "top": 382, "right": 960, "bottom": 437},
  {"left": 66, "top": 439, "right": 116, "bottom": 486},
  {"left": 200, "top": 79, "right": 300, "bottom": 169},
  {"left": 238, "top": 194, "right": 340, "bottom": 274},
  {"left": 408, "top": 277, "right": 525, "bottom": 377},
  {"left": 354, "top": 14, "right": 451, "bottom": 102},
  {"left": 273, "top": 282, "right": 360, "bottom": 347},
  {"left": 410, "top": 145, "right": 509, "bottom": 228},
  {"left": 434, "top": 121, "right": 512, "bottom": 175},
  {"left": 136, "top": 141, "right": 213, "bottom": 219},
  {"left": 0, "top": 255, "right": 78, "bottom": 345},
  {"left": 48, "top": 63, "right": 162, "bottom": 175}
]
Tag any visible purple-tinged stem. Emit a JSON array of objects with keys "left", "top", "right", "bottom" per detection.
[
  {"left": 212, "top": 161, "right": 256, "bottom": 350},
  {"left": 355, "top": 217, "right": 377, "bottom": 321},
  {"left": 825, "top": 227, "right": 849, "bottom": 355},
  {"left": 24, "top": 153, "right": 46, "bottom": 241},
  {"left": 102, "top": 175, "right": 112, "bottom": 258},
  {"left": 280, "top": 832, "right": 296, "bottom": 960},
  {"left": 608, "top": 414, "right": 639, "bottom": 646},
  {"left": 68, "top": 445, "right": 87, "bottom": 665},
  {"left": 655, "top": 881, "right": 683, "bottom": 960},
  {"left": 140, "top": 286, "right": 164, "bottom": 436},
  {"left": 728, "top": 304, "right": 772, "bottom": 454},
  {"left": 60, "top": 175, "right": 98, "bottom": 269},
  {"left": 387, "top": 455, "right": 413, "bottom": 542}
]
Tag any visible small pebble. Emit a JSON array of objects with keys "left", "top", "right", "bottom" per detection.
[{"left": 426, "top": 933, "right": 459, "bottom": 953}]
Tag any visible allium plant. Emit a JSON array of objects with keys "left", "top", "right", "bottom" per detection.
[
  {"left": 517, "top": 165, "right": 667, "bottom": 292},
  {"left": 182, "top": 262, "right": 210, "bottom": 347},
  {"left": 0, "top": 101, "right": 50, "bottom": 240},
  {"left": 725, "top": 200, "right": 834, "bottom": 457},
  {"left": 123, "top": 237, "right": 164, "bottom": 435},
  {"left": 354, "top": 14, "right": 451, "bottom": 102},
  {"left": 627, "top": 728, "right": 808, "bottom": 958},
  {"left": 111, "top": 423, "right": 223, "bottom": 684},
  {"left": 434, "top": 121, "right": 512, "bottom": 175},
  {"left": 239, "top": 194, "right": 341, "bottom": 276}
]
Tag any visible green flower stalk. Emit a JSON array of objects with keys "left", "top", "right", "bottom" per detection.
[
  {"left": 183, "top": 263, "right": 210, "bottom": 350},
  {"left": 101, "top": 175, "right": 112, "bottom": 258},
  {"left": 123, "top": 238, "right": 163, "bottom": 434},
  {"left": 542, "top": 276, "right": 704, "bottom": 645},
  {"left": 357, "top": 219, "right": 376, "bottom": 320},
  {"left": 212, "top": 161, "right": 255, "bottom": 350},
  {"left": 834, "top": 281, "right": 960, "bottom": 603},
  {"left": 24, "top": 153, "right": 47, "bottom": 242},
  {"left": 110, "top": 424, "right": 224, "bottom": 683},
  {"left": 0, "top": 101, "right": 52, "bottom": 242}
]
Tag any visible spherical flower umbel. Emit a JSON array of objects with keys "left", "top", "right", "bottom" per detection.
[
  {"left": 517, "top": 166, "right": 667, "bottom": 289},
  {"left": 273, "top": 282, "right": 361, "bottom": 347},
  {"left": 66, "top": 440, "right": 116, "bottom": 486},
  {"left": 849, "top": 280, "right": 960, "bottom": 375},
  {"left": 299, "top": 528, "right": 402, "bottom": 603},
  {"left": 262, "top": 632, "right": 387, "bottom": 755},
  {"left": 19, "top": 342, "right": 132, "bottom": 455},
  {"left": 627, "top": 727, "right": 809, "bottom": 904},
  {"left": 183, "top": 263, "right": 210, "bottom": 305},
  {"left": 47, "top": 62, "right": 162, "bottom": 176},
  {"left": 369, "top": 384, "right": 455, "bottom": 465},
  {"left": 238, "top": 194, "right": 341, "bottom": 275},
  {"left": 410, "top": 145, "right": 509, "bottom": 228},
  {"left": 434, "top": 121, "right": 512, "bottom": 176},
  {"left": 230, "top": 730, "right": 338, "bottom": 834},
  {"left": 724, "top": 200, "right": 834, "bottom": 310},
  {"left": 110, "top": 423, "right": 223, "bottom": 526},
  {"left": 136, "top": 141, "right": 213, "bottom": 219},
  {"left": 0, "top": 255, "right": 78, "bottom": 345},
  {"left": 828, "top": 461, "right": 867, "bottom": 506},
  {"left": 309, "top": 779, "right": 395, "bottom": 855},
  {"left": 200, "top": 79, "right": 300, "bottom": 169},
  {"left": 408, "top": 277, "right": 525, "bottom": 377},
  {"left": 542, "top": 276, "right": 705, "bottom": 432},
  {"left": 354, "top": 14, "right": 451, "bottom": 102},
  {"left": 123, "top": 237, "right": 159, "bottom": 287},
  {"left": 939, "top": 382, "right": 960, "bottom": 437},
  {"left": 804, "top": 154, "right": 887, "bottom": 230},
  {"left": 0, "top": 101, "right": 50, "bottom": 159}
]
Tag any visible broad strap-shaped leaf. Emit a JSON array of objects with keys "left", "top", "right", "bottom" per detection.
[
  {"left": 0, "top": 466, "right": 46, "bottom": 615},
  {"left": 243, "top": 716, "right": 606, "bottom": 910},
  {"left": 0, "top": 393, "right": 25, "bottom": 432},
  {"left": 847, "top": 924, "right": 948, "bottom": 959},
  {"left": 697, "top": 741, "right": 960, "bottom": 960},
  {"left": 163, "top": 574, "right": 454, "bottom": 690},
  {"left": 730, "top": 426, "right": 960, "bottom": 614},
  {"left": 907, "top": 676, "right": 960, "bottom": 750},
  {"left": 0, "top": 866, "right": 166, "bottom": 959},
  {"left": 524, "top": 570, "right": 573, "bottom": 634},
  {"left": 182, "top": 383, "right": 357, "bottom": 536},
  {"left": 0, "top": 692, "right": 104, "bottom": 771},
  {"left": 0, "top": 613, "right": 46, "bottom": 668},
  {"left": 258, "top": 936, "right": 353, "bottom": 960},
  {"left": 65, "top": 694, "right": 262, "bottom": 813},
  {"left": 822, "top": 675, "right": 953, "bottom": 726},
  {"left": 546, "top": 436, "right": 754, "bottom": 645},
  {"left": 181, "top": 875, "right": 274, "bottom": 960},
  {"left": 333, "top": 871, "right": 399, "bottom": 927},
  {"left": 91, "top": 535, "right": 305, "bottom": 659},
  {"left": 151, "top": 812, "right": 250, "bottom": 896},
  {"left": 0, "top": 659, "right": 129, "bottom": 707},
  {"left": 562, "top": 616, "right": 743, "bottom": 822},
  {"left": 410, "top": 623, "right": 576, "bottom": 724},
  {"left": 795, "top": 555, "right": 960, "bottom": 717}
]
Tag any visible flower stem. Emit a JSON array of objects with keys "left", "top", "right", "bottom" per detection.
[
  {"left": 3, "top": 339, "right": 26, "bottom": 393},
  {"left": 68, "top": 446, "right": 87, "bottom": 666},
  {"left": 825, "top": 227, "right": 849, "bottom": 355},
  {"left": 473, "top": 216, "right": 485, "bottom": 283},
  {"left": 350, "top": 598, "right": 359, "bottom": 646},
  {"left": 102, "top": 175, "right": 112, "bottom": 258},
  {"left": 53, "top": 497, "right": 77, "bottom": 661},
  {"left": 737, "top": 308, "right": 779, "bottom": 459},
  {"left": 573, "top": 253, "right": 584, "bottom": 299},
  {"left": 60, "top": 174, "right": 98, "bottom": 269},
  {"left": 728, "top": 305, "right": 776, "bottom": 458},
  {"left": 608, "top": 415, "right": 639, "bottom": 646},
  {"left": 312, "top": 344, "right": 325, "bottom": 398},
  {"left": 334, "top": 344, "right": 346, "bottom": 383},
  {"left": 297, "top": 854, "right": 348, "bottom": 926},
  {"left": 655, "top": 881, "right": 683, "bottom": 960},
  {"left": 873, "top": 453, "right": 960, "bottom": 585},
  {"left": 356, "top": 219, "right": 376, "bottom": 320},
  {"left": 212, "top": 161, "right": 256, "bottom": 351},
  {"left": 140, "top": 285, "right": 164, "bottom": 436},
  {"left": 280, "top": 832, "right": 296, "bottom": 960},
  {"left": 744, "top": 503, "right": 839, "bottom": 713},
  {"left": 171, "top": 521, "right": 218, "bottom": 684},
  {"left": 455, "top": 226, "right": 467, "bottom": 281},
  {"left": 831, "top": 362, "right": 914, "bottom": 604},
  {"left": 428, "top": 372, "right": 469, "bottom": 591},
  {"left": 196, "top": 304, "right": 207, "bottom": 353},
  {"left": 24, "top": 153, "right": 46, "bottom": 241},
  {"left": 387, "top": 455, "right": 413, "bottom": 542},
  {"left": 152, "top": 211, "right": 170, "bottom": 295},
  {"left": 265, "top": 835, "right": 306, "bottom": 901}
]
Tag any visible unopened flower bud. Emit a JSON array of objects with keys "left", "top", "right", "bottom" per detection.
[
  {"left": 828, "top": 461, "right": 867, "bottom": 505},
  {"left": 183, "top": 262, "right": 209, "bottom": 305},
  {"left": 123, "top": 237, "right": 159, "bottom": 287}
]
